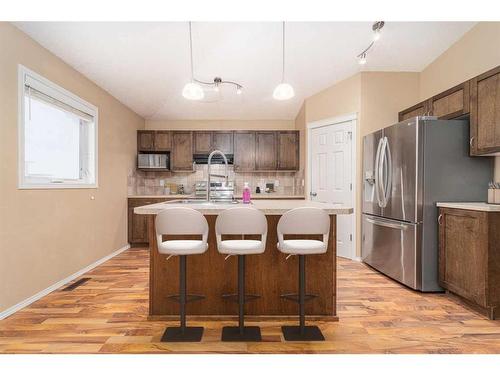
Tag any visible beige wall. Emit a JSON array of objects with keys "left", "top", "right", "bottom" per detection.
[
  {"left": 0, "top": 23, "right": 145, "bottom": 312},
  {"left": 146, "top": 119, "right": 294, "bottom": 131},
  {"left": 360, "top": 72, "right": 420, "bottom": 136},
  {"left": 420, "top": 22, "right": 500, "bottom": 100}
]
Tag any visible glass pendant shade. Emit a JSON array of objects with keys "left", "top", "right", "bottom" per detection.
[
  {"left": 273, "top": 82, "right": 295, "bottom": 100},
  {"left": 182, "top": 82, "right": 204, "bottom": 100}
]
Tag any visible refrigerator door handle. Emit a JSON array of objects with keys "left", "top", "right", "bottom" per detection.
[
  {"left": 366, "top": 216, "right": 409, "bottom": 230},
  {"left": 374, "top": 137, "right": 383, "bottom": 207},
  {"left": 378, "top": 137, "right": 387, "bottom": 207},
  {"left": 383, "top": 137, "right": 393, "bottom": 207}
]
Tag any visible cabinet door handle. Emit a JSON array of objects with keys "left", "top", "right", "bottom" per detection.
[
  {"left": 470, "top": 137, "right": 475, "bottom": 147},
  {"left": 438, "top": 214, "right": 443, "bottom": 225}
]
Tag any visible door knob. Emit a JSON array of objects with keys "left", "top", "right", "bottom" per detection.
[{"left": 310, "top": 192, "right": 317, "bottom": 197}]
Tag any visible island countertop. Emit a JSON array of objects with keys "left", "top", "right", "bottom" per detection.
[
  {"left": 139, "top": 199, "right": 352, "bottom": 320},
  {"left": 134, "top": 199, "right": 353, "bottom": 215}
]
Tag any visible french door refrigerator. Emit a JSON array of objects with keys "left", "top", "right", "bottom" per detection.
[{"left": 362, "top": 117, "right": 492, "bottom": 291}]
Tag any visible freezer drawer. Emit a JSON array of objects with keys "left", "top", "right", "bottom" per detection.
[{"left": 362, "top": 214, "right": 421, "bottom": 290}]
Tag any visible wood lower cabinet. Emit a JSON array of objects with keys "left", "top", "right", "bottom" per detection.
[
  {"left": 255, "top": 131, "right": 278, "bottom": 170},
  {"left": 233, "top": 131, "right": 256, "bottom": 171},
  {"left": 277, "top": 131, "right": 300, "bottom": 170},
  {"left": 128, "top": 198, "right": 181, "bottom": 244},
  {"left": 438, "top": 207, "right": 500, "bottom": 319},
  {"left": 128, "top": 198, "right": 162, "bottom": 244},
  {"left": 171, "top": 131, "right": 193, "bottom": 171},
  {"left": 470, "top": 66, "right": 500, "bottom": 155}
]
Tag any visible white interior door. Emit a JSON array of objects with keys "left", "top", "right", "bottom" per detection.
[{"left": 310, "top": 121, "right": 354, "bottom": 259}]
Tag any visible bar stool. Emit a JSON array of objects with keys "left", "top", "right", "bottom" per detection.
[
  {"left": 277, "top": 207, "right": 330, "bottom": 341},
  {"left": 155, "top": 207, "right": 209, "bottom": 342},
  {"left": 215, "top": 206, "right": 267, "bottom": 341}
]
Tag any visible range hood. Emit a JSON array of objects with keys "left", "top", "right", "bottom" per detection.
[{"left": 193, "top": 153, "right": 234, "bottom": 165}]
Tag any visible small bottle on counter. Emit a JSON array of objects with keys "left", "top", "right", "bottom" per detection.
[{"left": 242, "top": 182, "right": 251, "bottom": 204}]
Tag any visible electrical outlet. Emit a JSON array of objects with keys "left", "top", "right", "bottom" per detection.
[
  {"left": 159, "top": 179, "right": 165, "bottom": 187},
  {"left": 274, "top": 179, "right": 280, "bottom": 187}
]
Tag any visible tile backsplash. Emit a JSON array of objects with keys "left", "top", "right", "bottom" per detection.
[{"left": 128, "top": 165, "right": 304, "bottom": 196}]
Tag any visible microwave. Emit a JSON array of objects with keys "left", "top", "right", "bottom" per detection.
[{"left": 137, "top": 153, "right": 169, "bottom": 170}]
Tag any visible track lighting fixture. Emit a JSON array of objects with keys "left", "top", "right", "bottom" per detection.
[{"left": 356, "top": 21, "right": 385, "bottom": 66}]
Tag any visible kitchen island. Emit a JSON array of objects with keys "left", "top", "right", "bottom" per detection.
[{"left": 134, "top": 200, "right": 352, "bottom": 320}]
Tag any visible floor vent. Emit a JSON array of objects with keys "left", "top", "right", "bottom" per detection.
[{"left": 62, "top": 277, "right": 91, "bottom": 291}]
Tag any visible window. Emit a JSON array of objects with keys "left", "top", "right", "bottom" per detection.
[{"left": 18, "top": 65, "right": 98, "bottom": 188}]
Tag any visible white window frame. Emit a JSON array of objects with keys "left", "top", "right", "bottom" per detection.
[{"left": 18, "top": 65, "right": 99, "bottom": 189}]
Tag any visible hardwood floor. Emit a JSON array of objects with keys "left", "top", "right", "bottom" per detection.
[{"left": 1, "top": 247, "right": 500, "bottom": 353}]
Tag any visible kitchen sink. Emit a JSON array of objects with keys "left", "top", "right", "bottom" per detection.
[{"left": 164, "top": 199, "right": 240, "bottom": 205}]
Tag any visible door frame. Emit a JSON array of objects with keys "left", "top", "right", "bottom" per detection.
[{"left": 307, "top": 113, "right": 357, "bottom": 260}]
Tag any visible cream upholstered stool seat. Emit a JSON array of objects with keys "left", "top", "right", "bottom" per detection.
[
  {"left": 277, "top": 239, "right": 327, "bottom": 255},
  {"left": 215, "top": 206, "right": 267, "bottom": 341},
  {"left": 155, "top": 207, "right": 209, "bottom": 342},
  {"left": 277, "top": 207, "right": 330, "bottom": 341}
]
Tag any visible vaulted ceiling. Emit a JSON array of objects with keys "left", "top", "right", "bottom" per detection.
[{"left": 14, "top": 22, "right": 475, "bottom": 120}]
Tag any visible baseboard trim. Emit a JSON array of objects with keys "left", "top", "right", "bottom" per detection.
[
  {"left": 0, "top": 244, "right": 130, "bottom": 320},
  {"left": 353, "top": 256, "right": 363, "bottom": 262}
]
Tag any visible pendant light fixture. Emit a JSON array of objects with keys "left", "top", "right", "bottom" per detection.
[
  {"left": 273, "top": 22, "right": 295, "bottom": 101},
  {"left": 182, "top": 22, "right": 204, "bottom": 100}
]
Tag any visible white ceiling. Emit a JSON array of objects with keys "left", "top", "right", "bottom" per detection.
[{"left": 14, "top": 22, "right": 475, "bottom": 120}]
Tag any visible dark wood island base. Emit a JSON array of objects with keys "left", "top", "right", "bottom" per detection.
[{"left": 146, "top": 214, "right": 338, "bottom": 320}]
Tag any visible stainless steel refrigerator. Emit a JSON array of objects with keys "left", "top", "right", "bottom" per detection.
[{"left": 362, "top": 117, "right": 493, "bottom": 291}]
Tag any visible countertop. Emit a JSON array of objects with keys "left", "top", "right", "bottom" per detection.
[
  {"left": 436, "top": 202, "right": 500, "bottom": 212},
  {"left": 128, "top": 195, "right": 192, "bottom": 199},
  {"left": 128, "top": 194, "right": 306, "bottom": 200},
  {"left": 134, "top": 199, "right": 353, "bottom": 215}
]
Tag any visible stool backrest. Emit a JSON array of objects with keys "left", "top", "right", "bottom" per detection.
[
  {"left": 215, "top": 207, "right": 267, "bottom": 246},
  {"left": 155, "top": 207, "right": 209, "bottom": 245},
  {"left": 277, "top": 207, "right": 330, "bottom": 245}
]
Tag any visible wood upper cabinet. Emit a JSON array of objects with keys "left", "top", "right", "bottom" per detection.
[
  {"left": 233, "top": 131, "right": 256, "bottom": 171},
  {"left": 193, "top": 131, "right": 213, "bottom": 154},
  {"left": 137, "top": 130, "right": 155, "bottom": 151},
  {"left": 438, "top": 208, "right": 500, "bottom": 319},
  {"left": 212, "top": 131, "right": 234, "bottom": 154},
  {"left": 431, "top": 82, "right": 470, "bottom": 119},
  {"left": 398, "top": 82, "right": 470, "bottom": 121},
  {"left": 154, "top": 131, "right": 171, "bottom": 151},
  {"left": 398, "top": 100, "right": 432, "bottom": 122},
  {"left": 470, "top": 66, "right": 500, "bottom": 155},
  {"left": 255, "top": 131, "right": 278, "bottom": 170},
  {"left": 171, "top": 131, "right": 193, "bottom": 171},
  {"left": 137, "top": 130, "right": 171, "bottom": 152},
  {"left": 277, "top": 131, "right": 300, "bottom": 170}
]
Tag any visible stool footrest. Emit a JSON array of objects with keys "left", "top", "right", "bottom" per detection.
[
  {"left": 280, "top": 293, "right": 318, "bottom": 303},
  {"left": 167, "top": 294, "right": 205, "bottom": 303},
  {"left": 222, "top": 293, "right": 260, "bottom": 303}
]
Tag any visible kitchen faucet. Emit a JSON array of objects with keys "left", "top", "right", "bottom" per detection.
[{"left": 207, "top": 149, "right": 229, "bottom": 202}]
